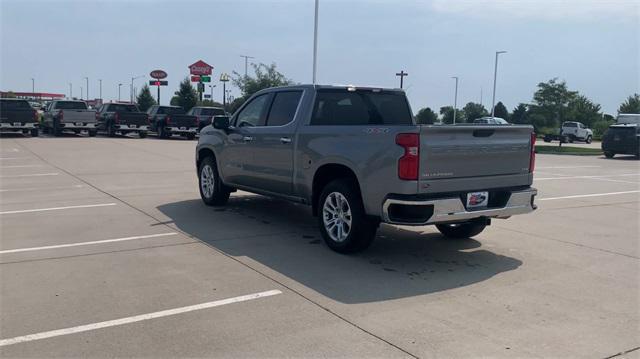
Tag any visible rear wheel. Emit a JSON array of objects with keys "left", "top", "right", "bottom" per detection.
[
  {"left": 436, "top": 220, "right": 487, "bottom": 239},
  {"left": 53, "top": 122, "right": 62, "bottom": 137},
  {"left": 199, "top": 156, "right": 230, "bottom": 206},
  {"left": 30, "top": 128, "right": 39, "bottom": 137},
  {"left": 585, "top": 135, "right": 592, "bottom": 144},
  {"left": 88, "top": 130, "right": 97, "bottom": 137},
  {"left": 186, "top": 133, "right": 196, "bottom": 140},
  {"left": 604, "top": 151, "right": 615, "bottom": 158},
  {"left": 318, "top": 179, "right": 378, "bottom": 254},
  {"left": 139, "top": 131, "right": 147, "bottom": 138}
]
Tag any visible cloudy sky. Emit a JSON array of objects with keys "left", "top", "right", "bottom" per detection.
[{"left": 1, "top": 0, "right": 638, "bottom": 114}]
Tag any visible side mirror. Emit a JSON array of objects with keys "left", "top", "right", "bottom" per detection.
[{"left": 213, "top": 116, "right": 230, "bottom": 130}]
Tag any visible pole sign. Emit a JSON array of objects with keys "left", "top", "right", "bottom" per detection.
[
  {"left": 188, "top": 60, "right": 213, "bottom": 75},
  {"left": 191, "top": 75, "right": 201, "bottom": 82},
  {"left": 200, "top": 76, "right": 211, "bottom": 83},
  {"left": 150, "top": 70, "right": 168, "bottom": 79},
  {"left": 150, "top": 80, "right": 168, "bottom": 86}
]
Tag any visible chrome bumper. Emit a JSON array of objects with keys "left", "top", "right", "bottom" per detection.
[{"left": 382, "top": 188, "right": 537, "bottom": 225}]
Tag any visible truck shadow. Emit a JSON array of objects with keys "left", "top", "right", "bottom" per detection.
[{"left": 157, "top": 195, "right": 522, "bottom": 304}]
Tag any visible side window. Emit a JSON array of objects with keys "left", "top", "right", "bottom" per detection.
[
  {"left": 266, "top": 91, "right": 303, "bottom": 126},
  {"left": 235, "top": 94, "right": 270, "bottom": 127}
]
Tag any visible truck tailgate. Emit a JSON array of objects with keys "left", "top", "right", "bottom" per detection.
[
  {"left": 419, "top": 125, "right": 533, "bottom": 192},
  {"left": 1, "top": 110, "right": 37, "bottom": 124},
  {"left": 118, "top": 112, "right": 149, "bottom": 126},
  {"left": 61, "top": 110, "right": 97, "bottom": 123},
  {"left": 169, "top": 115, "right": 197, "bottom": 127}
]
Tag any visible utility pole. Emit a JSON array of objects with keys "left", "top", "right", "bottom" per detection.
[
  {"left": 480, "top": 87, "right": 483, "bottom": 107},
  {"left": 84, "top": 77, "right": 89, "bottom": 100},
  {"left": 118, "top": 83, "right": 122, "bottom": 101},
  {"left": 395, "top": 70, "right": 408, "bottom": 89},
  {"left": 69, "top": 83, "right": 72, "bottom": 98},
  {"left": 99, "top": 79, "right": 102, "bottom": 102},
  {"left": 452, "top": 76, "right": 459, "bottom": 124},
  {"left": 240, "top": 55, "right": 255, "bottom": 77},
  {"left": 31, "top": 78, "right": 35, "bottom": 96},
  {"left": 80, "top": 86, "right": 83, "bottom": 100},
  {"left": 130, "top": 75, "right": 144, "bottom": 103},
  {"left": 312, "top": 0, "right": 319, "bottom": 84},
  {"left": 491, "top": 51, "right": 507, "bottom": 118}
]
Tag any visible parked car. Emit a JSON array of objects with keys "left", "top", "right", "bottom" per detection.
[
  {"left": 196, "top": 85, "right": 537, "bottom": 253},
  {"left": 147, "top": 105, "right": 198, "bottom": 140},
  {"left": 0, "top": 98, "right": 39, "bottom": 136},
  {"left": 42, "top": 100, "right": 97, "bottom": 136},
  {"left": 601, "top": 123, "right": 639, "bottom": 159},
  {"left": 186, "top": 106, "right": 227, "bottom": 132},
  {"left": 96, "top": 103, "right": 150, "bottom": 138},
  {"left": 473, "top": 117, "right": 509, "bottom": 125}
]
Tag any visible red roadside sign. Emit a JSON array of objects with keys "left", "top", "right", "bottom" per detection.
[
  {"left": 188, "top": 60, "right": 213, "bottom": 75},
  {"left": 190, "top": 75, "right": 201, "bottom": 82},
  {"left": 150, "top": 70, "right": 168, "bottom": 79}
]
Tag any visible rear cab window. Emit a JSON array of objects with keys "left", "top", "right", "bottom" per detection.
[
  {"left": 106, "top": 104, "right": 140, "bottom": 113},
  {"left": 54, "top": 101, "right": 88, "bottom": 110},
  {"left": 311, "top": 89, "right": 413, "bottom": 126},
  {"left": 0, "top": 99, "right": 32, "bottom": 111},
  {"left": 200, "top": 108, "right": 226, "bottom": 116},
  {"left": 157, "top": 107, "right": 185, "bottom": 115}
]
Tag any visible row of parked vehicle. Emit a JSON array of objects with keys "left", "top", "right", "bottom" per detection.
[{"left": 0, "top": 98, "right": 227, "bottom": 139}]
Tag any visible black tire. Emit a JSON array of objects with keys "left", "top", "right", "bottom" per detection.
[
  {"left": 107, "top": 124, "right": 116, "bottom": 137},
  {"left": 436, "top": 220, "right": 486, "bottom": 239},
  {"left": 186, "top": 133, "right": 196, "bottom": 140},
  {"left": 139, "top": 131, "right": 147, "bottom": 138},
  {"left": 198, "top": 156, "right": 230, "bottom": 206},
  {"left": 52, "top": 122, "right": 62, "bottom": 137},
  {"left": 30, "top": 128, "right": 39, "bottom": 137},
  {"left": 604, "top": 151, "right": 615, "bottom": 158},
  {"left": 317, "top": 179, "right": 378, "bottom": 254},
  {"left": 585, "top": 135, "right": 592, "bottom": 144},
  {"left": 42, "top": 125, "right": 49, "bottom": 134},
  {"left": 158, "top": 125, "right": 169, "bottom": 139},
  {"left": 88, "top": 130, "right": 97, "bottom": 137}
]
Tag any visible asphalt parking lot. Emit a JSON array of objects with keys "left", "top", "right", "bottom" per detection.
[{"left": 1, "top": 134, "right": 638, "bottom": 358}]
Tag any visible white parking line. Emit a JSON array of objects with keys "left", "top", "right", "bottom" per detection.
[
  {"left": 535, "top": 173, "right": 640, "bottom": 181},
  {"left": 537, "top": 165, "right": 600, "bottom": 169},
  {"left": 0, "top": 203, "right": 116, "bottom": 215},
  {"left": 0, "top": 185, "right": 83, "bottom": 193},
  {"left": 0, "top": 157, "right": 28, "bottom": 160},
  {"left": 0, "top": 165, "right": 43, "bottom": 169},
  {"left": 540, "top": 190, "right": 640, "bottom": 201},
  {"left": 0, "top": 173, "right": 59, "bottom": 178},
  {"left": 0, "top": 233, "right": 178, "bottom": 254},
  {"left": 0, "top": 290, "right": 283, "bottom": 347}
]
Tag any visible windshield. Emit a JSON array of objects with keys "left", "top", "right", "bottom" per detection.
[
  {"left": 54, "top": 101, "right": 88, "bottom": 110},
  {"left": 157, "top": 107, "right": 185, "bottom": 115},
  {"left": 311, "top": 89, "right": 412, "bottom": 125}
]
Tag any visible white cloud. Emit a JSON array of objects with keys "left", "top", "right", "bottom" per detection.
[{"left": 429, "top": 0, "right": 640, "bottom": 22}]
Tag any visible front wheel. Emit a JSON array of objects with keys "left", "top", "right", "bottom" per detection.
[
  {"left": 318, "top": 179, "right": 378, "bottom": 254},
  {"left": 604, "top": 151, "right": 615, "bottom": 158},
  {"left": 436, "top": 220, "right": 486, "bottom": 239},
  {"left": 199, "top": 156, "right": 230, "bottom": 206}
]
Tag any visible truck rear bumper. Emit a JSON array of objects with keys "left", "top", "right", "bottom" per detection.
[
  {"left": 0, "top": 123, "right": 38, "bottom": 131},
  {"left": 166, "top": 127, "right": 197, "bottom": 134},
  {"left": 60, "top": 123, "right": 96, "bottom": 129},
  {"left": 116, "top": 125, "right": 148, "bottom": 131},
  {"left": 382, "top": 188, "right": 537, "bottom": 225}
]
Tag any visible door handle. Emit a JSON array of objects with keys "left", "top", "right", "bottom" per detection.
[
  {"left": 243, "top": 136, "right": 253, "bottom": 142},
  {"left": 280, "top": 137, "right": 292, "bottom": 144}
]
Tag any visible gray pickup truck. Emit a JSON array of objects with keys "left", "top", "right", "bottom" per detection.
[
  {"left": 42, "top": 100, "right": 97, "bottom": 136},
  {"left": 196, "top": 85, "right": 537, "bottom": 253}
]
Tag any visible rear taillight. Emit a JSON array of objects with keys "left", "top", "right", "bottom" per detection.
[
  {"left": 58, "top": 110, "right": 64, "bottom": 120},
  {"left": 114, "top": 112, "right": 120, "bottom": 124},
  {"left": 396, "top": 133, "right": 420, "bottom": 180},
  {"left": 166, "top": 116, "right": 171, "bottom": 125},
  {"left": 529, "top": 132, "right": 536, "bottom": 173}
]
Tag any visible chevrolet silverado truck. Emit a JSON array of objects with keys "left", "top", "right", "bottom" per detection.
[
  {"left": 42, "top": 100, "right": 97, "bottom": 136},
  {"left": 195, "top": 85, "right": 537, "bottom": 253},
  {"left": 0, "top": 98, "right": 39, "bottom": 136},
  {"left": 186, "top": 106, "right": 227, "bottom": 132},
  {"left": 147, "top": 105, "right": 198, "bottom": 140},
  {"left": 96, "top": 103, "right": 150, "bottom": 138}
]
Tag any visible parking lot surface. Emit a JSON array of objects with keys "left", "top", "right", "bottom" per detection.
[{"left": 1, "top": 135, "right": 638, "bottom": 358}]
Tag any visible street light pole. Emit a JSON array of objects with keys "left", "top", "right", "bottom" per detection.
[
  {"left": 312, "top": 0, "right": 319, "bottom": 84},
  {"left": 491, "top": 51, "right": 507, "bottom": 118},
  {"left": 219, "top": 73, "right": 230, "bottom": 111},
  {"left": 99, "top": 79, "right": 102, "bottom": 102},
  {"left": 84, "top": 77, "right": 89, "bottom": 100},
  {"left": 240, "top": 55, "right": 255, "bottom": 77},
  {"left": 31, "top": 78, "right": 35, "bottom": 96},
  {"left": 130, "top": 75, "right": 144, "bottom": 103},
  {"left": 395, "top": 71, "right": 408, "bottom": 89},
  {"left": 452, "top": 76, "right": 459, "bottom": 124},
  {"left": 118, "top": 83, "right": 122, "bottom": 101},
  {"left": 80, "top": 86, "right": 83, "bottom": 100},
  {"left": 69, "top": 83, "right": 72, "bottom": 98}
]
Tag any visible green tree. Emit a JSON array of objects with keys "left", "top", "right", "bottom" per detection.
[
  {"left": 566, "top": 95, "right": 601, "bottom": 128},
  {"left": 439, "top": 106, "right": 464, "bottom": 124},
  {"left": 172, "top": 77, "right": 198, "bottom": 112},
  {"left": 136, "top": 84, "right": 157, "bottom": 112},
  {"left": 529, "top": 78, "right": 578, "bottom": 128},
  {"left": 197, "top": 99, "right": 224, "bottom": 108},
  {"left": 229, "top": 62, "right": 293, "bottom": 113},
  {"left": 618, "top": 94, "right": 640, "bottom": 114},
  {"left": 510, "top": 103, "right": 530, "bottom": 124},
  {"left": 415, "top": 107, "right": 438, "bottom": 124},
  {"left": 462, "top": 102, "right": 488, "bottom": 123},
  {"left": 492, "top": 101, "right": 509, "bottom": 120}
]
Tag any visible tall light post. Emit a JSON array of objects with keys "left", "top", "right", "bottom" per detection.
[
  {"left": 80, "top": 86, "right": 84, "bottom": 100},
  {"left": 69, "top": 83, "right": 73, "bottom": 98},
  {"left": 240, "top": 55, "right": 254, "bottom": 77},
  {"left": 118, "top": 83, "right": 122, "bottom": 101},
  {"left": 312, "top": 0, "right": 319, "bottom": 84},
  {"left": 130, "top": 75, "right": 144, "bottom": 102},
  {"left": 84, "top": 77, "right": 89, "bottom": 100},
  {"left": 219, "top": 73, "right": 230, "bottom": 111},
  {"left": 98, "top": 79, "right": 102, "bottom": 101},
  {"left": 31, "top": 78, "right": 35, "bottom": 97},
  {"left": 451, "top": 76, "right": 459, "bottom": 124},
  {"left": 491, "top": 50, "right": 507, "bottom": 118}
]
